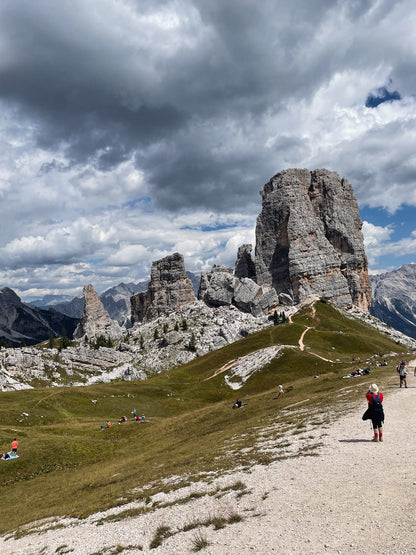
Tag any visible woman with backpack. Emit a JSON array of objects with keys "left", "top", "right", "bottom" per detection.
[{"left": 366, "top": 383, "right": 384, "bottom": 442}]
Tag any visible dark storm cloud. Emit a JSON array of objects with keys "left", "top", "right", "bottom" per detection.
[
  {"left": 0, "top": 0, "right": 347, "bottom": 212},
  {"left": 0, "top": 1, "right": 190, "bottom": 168},
  {"left": 1, "top": 0, "right": 416, "bottom": 298}
]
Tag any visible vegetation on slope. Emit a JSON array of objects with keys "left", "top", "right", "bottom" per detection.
[{"left": 0, "top": 301, "right": 412, "bottom": 535}]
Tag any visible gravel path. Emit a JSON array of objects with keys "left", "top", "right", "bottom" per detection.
[{"left": 2, "top": 371, "right": 416, "bottom": 555}]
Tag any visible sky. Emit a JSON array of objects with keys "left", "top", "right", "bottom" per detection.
[{"left": 0, "top": 0, "right": 415, "bottom": 301}]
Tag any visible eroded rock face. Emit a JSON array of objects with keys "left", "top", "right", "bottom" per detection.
[
  {"left": 131, "top": 253, "right": 196, "bottom": 324},
  {"left": 74, "top": 284, "right": 124, "bottom": 340},
  {"left": 235, "top": 244, "right": 256, "bottom": 280},
  {"left": 198, "top": 267, "right": 278, "bottom": 316},
  {"left": 198, "top": 266, "right": 235, "bottom": 307},
  {"left": 254, "top": 168, "right": 371, "bottom": 311}
]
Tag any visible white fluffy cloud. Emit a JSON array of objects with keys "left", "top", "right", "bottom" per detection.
[{"left": 0, "top": 0, "right": 415, "bottom": 299}]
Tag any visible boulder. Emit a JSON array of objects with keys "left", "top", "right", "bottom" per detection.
[
  {"left": 233, "top": 278, "right": 261, "bottom": 312},
  {"left": 198, "top": 266, "right": 234, "bottom": 307}
]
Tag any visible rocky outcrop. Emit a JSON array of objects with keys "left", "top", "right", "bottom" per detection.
[
  {"left": 131, "top": 253, "right": 196, "bottom": 324},
  {"left": 0, "top": 287, "right": 79, "bottom": 346},
  {"left": 370, "top": 264, "right": 416, "bottom": 339},
  {"left": 198, "top": 266, "right": 235, "bottom": 307},
  {"left": 73, "top": 284, "right": 124, "bottom": 341},
  {"left": 198, "top": 266, "right": 278, "bottom": 316},
  {"left": 235, "top": 244, "right": 256, "bottom": 280},
  {"left": 254, "top": 169, "right": 371, "bottom": 311},
  {"left": 0, "top": 300, "right": 279, "bottom": 390}
]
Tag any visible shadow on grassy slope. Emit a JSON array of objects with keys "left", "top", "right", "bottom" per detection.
[{"left": 0, "top": 301, "right": 411, "bottom": 534}]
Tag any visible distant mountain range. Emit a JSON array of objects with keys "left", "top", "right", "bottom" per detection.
[
  {"left": 29, "top": 282, "right": 149, "bottom": 326},
  {"left": 29, "top": 272, "right": 201, "bottom": 327},
  {"left": 0, "top": 288, "right": 79, "bottom": 346},
  {"left": 370, "top": 263, "right": 416, "bottom": 340},
  {"left": 3, "top": 263, "right": 416, "bottom": 348}
]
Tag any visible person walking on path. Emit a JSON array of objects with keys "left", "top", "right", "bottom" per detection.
[
  {"left": 11, "top": 438, "right": 18, "bottom": 453},
  {"left": 366, "top": 384, "right": 384, "bottom": 442},
  {"left": 397, "top": 360, "right": 408, "bottom": 388}
]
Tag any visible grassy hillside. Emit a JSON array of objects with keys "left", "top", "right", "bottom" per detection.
[{"left": 0, "top": 300, "right": 412, "bottom": 535}]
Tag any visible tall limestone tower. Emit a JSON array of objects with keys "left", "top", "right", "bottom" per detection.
[{"left": 254, "top": 168, "right": 371, "bottom": 311}]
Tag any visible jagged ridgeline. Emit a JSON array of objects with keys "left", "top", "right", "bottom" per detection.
[
  {"left": 2, "top": 168, "right": 372, "bottom": 354},
  {"left": 131, "top": 168, "right": 371, "bottom": 326}
]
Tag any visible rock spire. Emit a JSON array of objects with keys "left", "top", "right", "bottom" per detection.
[
  {"left": 131, "top": 253, "right": 196, "bottom": 324},
  {"left": 73, "top": 284, "right": 124, "bottom": 340},
  {"left": 254, "top": 168, "right": 371, "bottom": 311}
]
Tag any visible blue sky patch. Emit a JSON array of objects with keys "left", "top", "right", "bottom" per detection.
[
  {"left": 365, "top": 86, "right": 401, "bottom": 108},
  {"left": 361, "top": 204, "right": 415, "bottom": 242}
]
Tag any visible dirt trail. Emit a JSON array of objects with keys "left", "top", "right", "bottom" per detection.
[
  {"left": 298, "top": 302, "right": 319, "bottom": 351},
  {"left": 203, "top": 355, "right": 249, "bottom": 381}
]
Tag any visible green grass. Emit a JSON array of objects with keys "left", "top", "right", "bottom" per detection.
[{"left": 0, "top": 301, "right": 411, "bottom": 535}]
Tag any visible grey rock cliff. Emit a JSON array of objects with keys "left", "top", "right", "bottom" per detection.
[
  {"left": 73, "top": 284, "right": 124, "bottom": 340},
  {"left": 235, "top": 244, "right": 256, "bottom": 280},
  {"left": 370, "top": 264, "right": 416, "bottom": 339},
  {"left": 254, "top": 168, "right": 371, "bottom": 311},
  {"left": 131, "top": 253, "right": 196, "bottom": 324}
]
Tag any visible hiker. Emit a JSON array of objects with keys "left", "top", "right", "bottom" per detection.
[
  {"left": 118, "top": 416, "right": 128, "bottom": 424},
  {"left": 366, "top": 383, "right": 384, "bottom": 442},
  {"left": 132, "top": 409, "right": 137, "bottom": 418},
  {"left": 11, "top": 438, "right": 18, "bottom": 454},
  {"left": 232, "top": 399, "right": 242, "bottom": 409},
  {"left": 277, "top": 384, "right": 284, "bottom": 398},
  {"left": 100, "top": 421, "right": 112, "bottom": 430},
  {"left": 397, "top": 360, "right": 408, "bottom": 388}
]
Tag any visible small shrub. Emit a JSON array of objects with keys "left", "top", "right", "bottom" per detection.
[
  {"left": 149, "top": 525, "right": 172, "bottom": 549},
  {"left": 192, "top": 530, "right": 210, "bottom": 552},
  {"left": 211, "top": 516, "right": 227, "bottom": 530},
  {"left": 227, "top": 512, "right": 243, "bottom": 524}
]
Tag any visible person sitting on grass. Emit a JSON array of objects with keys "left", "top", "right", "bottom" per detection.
[{"left": 232, "top": 399, "right": 242, "bottom": 409}]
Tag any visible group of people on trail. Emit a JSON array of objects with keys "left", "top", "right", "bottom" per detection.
[{"left": 363, "top": 358, "right": 415, "bottom": 443}]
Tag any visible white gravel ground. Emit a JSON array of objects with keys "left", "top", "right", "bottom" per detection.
[{"left": 2, "top": 369, "right": 416, "bottom": 555}]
